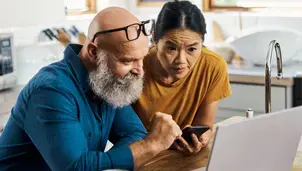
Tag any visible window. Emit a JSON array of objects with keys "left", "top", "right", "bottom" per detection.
[
  {"left": 203, "top": 0, "right": 302, "bottom": 12},
  {"left": 203, "top": 0, "right": 249, "bottom": 12},
  {"left": 64, "top": 0, "right": 96, "bottom": 15},
  {"left": 212, "top": 0, "right": 237, "bottom": 7}
]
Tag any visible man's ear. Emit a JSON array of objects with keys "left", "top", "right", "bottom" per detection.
[{"left": 87, "top": 42, "right": 98, "bottom": 63}]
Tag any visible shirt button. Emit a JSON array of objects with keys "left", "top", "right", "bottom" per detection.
[{"left": 88, "top": 132, "right": 92, "bottom": 137}]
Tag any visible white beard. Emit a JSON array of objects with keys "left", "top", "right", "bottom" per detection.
[{"left": 88, "top": 51, "right": 144, "bottom": 108}]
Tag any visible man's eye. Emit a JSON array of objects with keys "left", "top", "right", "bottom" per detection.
[
  {"left": 123, "top": 61, "right": 132, "bottom": 64},
  {"left": 121, "top": 60, "right": 134, "bottom": 65}
]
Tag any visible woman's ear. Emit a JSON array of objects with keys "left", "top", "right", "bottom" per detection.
[
  {"left": 151, "top": 33, "right": 159, "bottom": 51},
  {"left": 151, "top": 33, "right": 155, "bottom": 44},
  {"left": 86, "top": 42, "right": 98, "bottom": 63}
]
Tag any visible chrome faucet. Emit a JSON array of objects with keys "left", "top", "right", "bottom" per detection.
[{"left": 265, "top": 40, "right": 283, "bottom": 113}]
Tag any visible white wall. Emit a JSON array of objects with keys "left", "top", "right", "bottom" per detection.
[
  {"left": 4, "top": 0, "right": 302, "bottom": 48},
  {"left": 130, "top": 0, "right": 202, "bottom": 19},
  {"left": 0, "top": 0, "right": 65, "bottom": 29},
  {"left": 1, "top": 0, "right": 302, "bottom": 84},
  {"left": 2, "top": 0, "right": 302, "bottom": 46}
]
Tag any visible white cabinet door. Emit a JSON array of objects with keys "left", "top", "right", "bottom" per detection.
[
  {"left": 216, "top": 108, "right": 267, "bottom": 123},
  {"left": 219, "top": 83, "right": 287, "bottom": 113},
  {"left": 215, "top": 108, "right": 245, "bottom": 123}
]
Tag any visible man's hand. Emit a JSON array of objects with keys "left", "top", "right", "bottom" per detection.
[
  {"left": 146, "top": 112, "right": 182, "bottom": 151},
  {"left": 174, "top": 129, "right": 213, "bottom": 155},
  {"left": 130, "top": 112, "right": 182, "bottom": 170}
]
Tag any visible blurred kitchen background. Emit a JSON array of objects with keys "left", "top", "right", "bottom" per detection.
[{"left": 1, "top": 0, "right": 302, "bottom": 129}]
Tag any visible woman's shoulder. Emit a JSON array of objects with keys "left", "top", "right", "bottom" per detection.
[
  {"left": 201, "top": 46, "right": 226, "bottom": 63},
  {"left": 143, "top": 45, "right": 157, "bottom": 66},
  {"left": 201, "top": 46, "right": 228, "bottom": 71}
]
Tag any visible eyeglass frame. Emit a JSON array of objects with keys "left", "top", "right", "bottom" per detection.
[{"left": 91, "top": 19, "right": 155, "bottom": 42}]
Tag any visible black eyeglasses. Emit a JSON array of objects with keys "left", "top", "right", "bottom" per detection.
[{"left": 91, "top": 19, "right": 155, "bottom": 42}]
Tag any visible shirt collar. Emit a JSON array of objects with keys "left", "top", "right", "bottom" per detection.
[{"left": 64, "top": 44, "right": 90, "bottom": 92}]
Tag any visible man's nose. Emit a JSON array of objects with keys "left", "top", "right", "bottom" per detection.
[{"left": 131, "top": 59, "right": 144, "bottom": 76}]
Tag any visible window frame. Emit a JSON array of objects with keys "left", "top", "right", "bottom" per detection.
[
  {"left": 202, "top": 0, "right": 250, "bottom": 12},
  {"left": 137, "top": 0, "right": 167, "bottom": 7},
  {"left": 203, "top": 0, "right": 302, "bottom": 13},
  {"left": 66, "top": 0, "right": 97, "bottom": 15}
]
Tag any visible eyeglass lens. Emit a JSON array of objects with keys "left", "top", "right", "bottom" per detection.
[
  {"left": 143, "top": 20, "right": 154, "bottom": 36},
  {"left": 126, "top": 24, "right": 140, "bottom": 41}
]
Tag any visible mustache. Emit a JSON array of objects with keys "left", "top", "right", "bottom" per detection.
[{"left": 116, "top": 72, "right": 142, "bottom": 85}]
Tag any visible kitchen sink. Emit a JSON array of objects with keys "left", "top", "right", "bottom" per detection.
[{"left": 226, "top": 27, "right": 302, "bottom": 66}]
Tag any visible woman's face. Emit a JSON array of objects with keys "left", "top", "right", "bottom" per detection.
[{"left": 156, "top": 29, "right": 203, "bottom": 79}]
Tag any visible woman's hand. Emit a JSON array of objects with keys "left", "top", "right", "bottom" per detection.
[
  {"left": 174, "top": 129, "right": 213, "bottom": 155},
  {"left": 199, "top": 129, "right": 213, "bottom": 147}
]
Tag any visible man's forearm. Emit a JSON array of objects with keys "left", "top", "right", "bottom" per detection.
[{"left": 129, "top": 138, "right": 161, "bottom": 170}]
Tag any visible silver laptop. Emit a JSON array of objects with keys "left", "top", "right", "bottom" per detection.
[{"left": 194, "top": 106, "right": 302, "bottom": 171}]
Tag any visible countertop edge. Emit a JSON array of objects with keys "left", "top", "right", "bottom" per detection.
[{"left": 229, "top": 74, "right": 294, "bottom": 86}]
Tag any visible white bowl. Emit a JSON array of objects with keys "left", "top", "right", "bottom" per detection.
[{"left": 225, "top": 27, "right": 302, "bottom": 66}]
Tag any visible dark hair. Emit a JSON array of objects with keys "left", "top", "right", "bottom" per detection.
[{"left": 153, "top": 0, "right": 207, "bottom": 43}]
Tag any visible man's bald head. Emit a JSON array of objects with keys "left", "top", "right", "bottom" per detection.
[
  {"left": 84, "top": 7, "right": 149, "bottom": 58},
  {"left": 88, "top": 7, "right": 140, "bottom": 41}
]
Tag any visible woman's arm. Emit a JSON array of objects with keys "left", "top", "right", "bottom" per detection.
[{"left": 192, "top": 100, "right": 220, "bottom": 130}]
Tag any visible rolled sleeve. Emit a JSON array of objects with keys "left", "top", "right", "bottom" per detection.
[{"left": 105, "top": 145, "right": 133, "bottom": 169}]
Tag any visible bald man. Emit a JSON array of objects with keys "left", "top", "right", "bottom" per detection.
[{"left": 0, "top": 7, "right": 182, "bottom": 171}]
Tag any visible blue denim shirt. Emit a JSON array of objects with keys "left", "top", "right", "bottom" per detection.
[{"left": 0, "top": 44, "right": 147, "bottom": 171}]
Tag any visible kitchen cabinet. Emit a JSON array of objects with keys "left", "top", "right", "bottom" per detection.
[
  {"left": 216, "top": 63, "right": 302, "bottom": 123},
  {"left": 216, "top": 82, "right": 293, "bottom": 122},
  {"left": 216, "top": 108, "right": 244, "bottom": 123},
  {"left": 0, "top": 77, "right": 3, "bottom": 90}
]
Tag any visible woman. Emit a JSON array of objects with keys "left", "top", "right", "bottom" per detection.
[{"left": 132, "top": 0, "right": 232, "bottom": 155}]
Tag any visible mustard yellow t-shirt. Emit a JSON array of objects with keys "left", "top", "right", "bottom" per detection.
[{"left": 132, "top": 46, "right": 232, "bottom": 130}]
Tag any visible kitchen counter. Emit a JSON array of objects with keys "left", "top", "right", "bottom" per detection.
[
  {"left": 0, "top": 85, "right": 24, "bottom": 130},
  {"left": 227, "top": 62, "right": 302, "bottom": 86},
  {"left": 228, "top": 62, "right": 302, "bottom": 78},
  {"left": 0, "top": 85, "right": 23, "bottom": 115}
]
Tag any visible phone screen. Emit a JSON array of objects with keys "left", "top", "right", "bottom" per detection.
[
  {"left": 169, "top": 125, "right": 210, "bottom": 150},
  {"left": 181, "top": 125, "right": 210, "bottom": 144}
]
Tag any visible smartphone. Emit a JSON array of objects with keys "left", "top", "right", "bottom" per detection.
[
  {"left": 169, "top": 125, "right": 210, "bottom": 150},
  {"left": 181, "top": 125, "right": 210, "bottom": 144}
]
